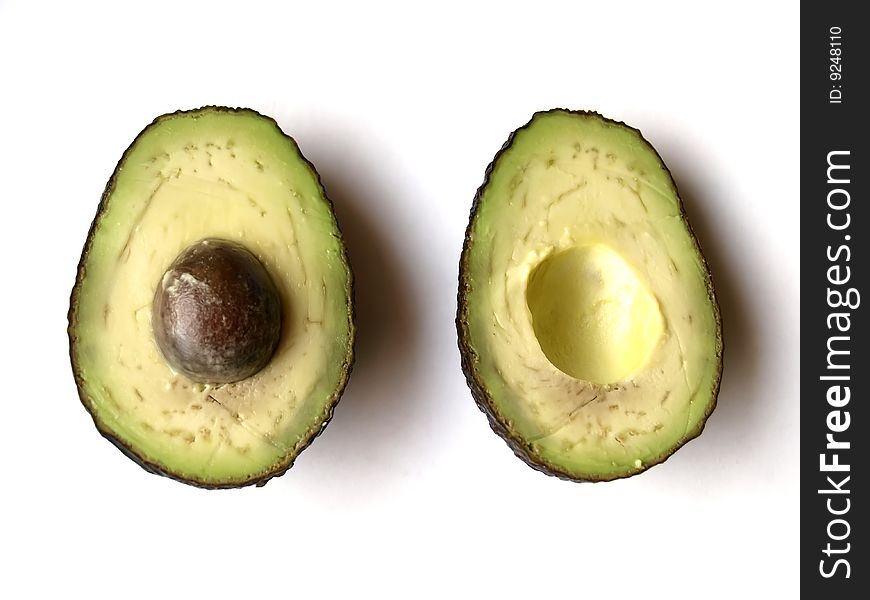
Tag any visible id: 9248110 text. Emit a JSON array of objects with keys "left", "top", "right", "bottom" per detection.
[{"left": 829, "top": 26, "right": 843, "bottom": 104}]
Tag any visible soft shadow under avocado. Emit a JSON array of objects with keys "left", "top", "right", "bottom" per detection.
[
  {"left": 645, "top": 139, "right": 762, "bottom": 484},
  {"left": 280, "top": 130, "right": 428, "bottom": 492}
]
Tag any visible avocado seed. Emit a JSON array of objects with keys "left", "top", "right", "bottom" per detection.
[{"left": 152, "top": 238, "right": 282, "bottom": 384}]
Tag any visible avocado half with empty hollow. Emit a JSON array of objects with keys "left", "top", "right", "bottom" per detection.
[
  {"left": 69, "top": 107, "right": 354, "bottom": 488},
  {"left": 457, "top": 110, "right": 722, "bottom": 481}
]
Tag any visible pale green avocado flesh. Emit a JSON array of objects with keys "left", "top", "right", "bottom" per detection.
[
  {"left": 459, "top": 110, "right": 722, "bottom": 480},
  {"left": 69, "top": 108, "right": 354, "bottom": 487}
]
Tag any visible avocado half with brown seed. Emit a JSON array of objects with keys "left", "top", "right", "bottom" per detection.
[
  {"left": 457, "top": 109, "right": 722, "bottom": 481},
  {"left": 69, "top": 107, "right": 355, "bottom": 488}
]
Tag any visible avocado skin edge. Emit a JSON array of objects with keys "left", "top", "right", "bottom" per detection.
[
  {"left": 455, "top": 109, "right": 723, "bottom": 482},
  {"left": 68, "top": 106, "right": 356, "bottom": 489}
]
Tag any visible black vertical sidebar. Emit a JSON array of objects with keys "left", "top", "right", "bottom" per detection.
[{"left": 802, "top": 2, "right": 867, "bottom": 596}]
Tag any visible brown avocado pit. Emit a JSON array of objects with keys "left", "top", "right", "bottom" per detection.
[{"left": 152, "top": 238, "right": 282, "bottom": 384}]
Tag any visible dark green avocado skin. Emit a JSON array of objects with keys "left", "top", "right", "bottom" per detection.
[
  {"left": 68, "top": 106, "right": 356, "bottom": 489},
  {"left": 455, "top": 109, "right": 723, "bottom": 482}
]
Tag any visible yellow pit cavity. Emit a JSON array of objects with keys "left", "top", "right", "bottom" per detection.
[{"left": 526, "top": 244, "right": 664, "bottom": 384}]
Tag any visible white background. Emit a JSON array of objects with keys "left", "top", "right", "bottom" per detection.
[{"left": 0, "top": 1, "right": 799, "bottom": 598}]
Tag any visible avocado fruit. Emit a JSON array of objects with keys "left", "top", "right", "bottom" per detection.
[
  {"left": 69, "top": 107, "right": 355, "bottom": 488},
  {"left": 457, "top": 109, "right": 722, "bottom": 481}
]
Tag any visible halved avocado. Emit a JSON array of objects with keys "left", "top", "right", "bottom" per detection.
[
  {"left": 457, "top": 109, "right": 722, "bottom": 481},
  {"left": 69, "top": 107, "right": 355, "bottom": 488}
]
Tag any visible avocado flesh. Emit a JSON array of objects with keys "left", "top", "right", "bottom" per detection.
[
  {"left": 69, "top": 108, "right": 354, "bottom": 487},
  {"left": 458, "top": 110, "right": 721, "bottom": 480}
]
